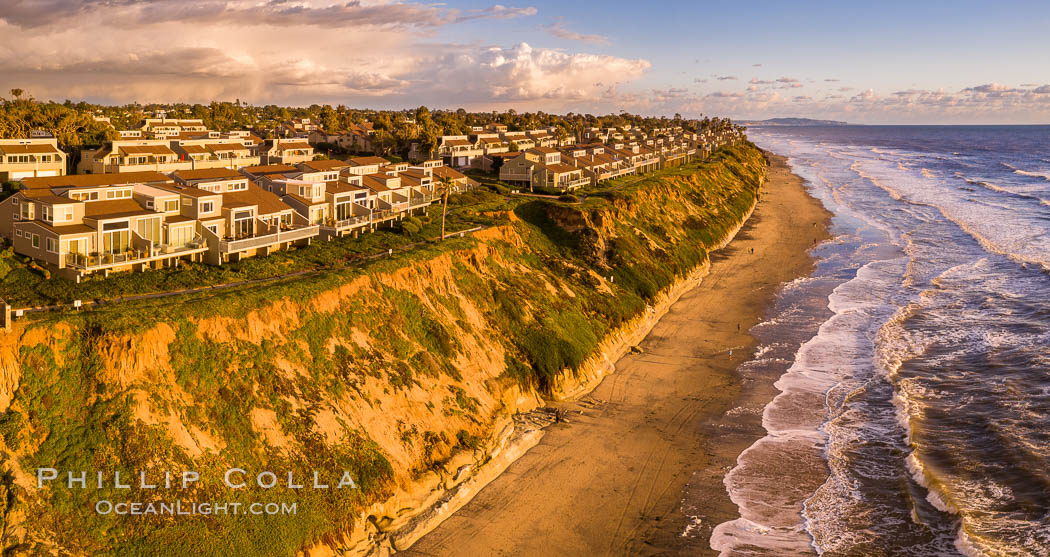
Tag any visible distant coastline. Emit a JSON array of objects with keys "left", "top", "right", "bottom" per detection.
[{"left": 740, "top": 117, "right": 849, "bottom": 127}]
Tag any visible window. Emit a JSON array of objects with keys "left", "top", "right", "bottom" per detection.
[
  {"left": 137, "top": 217, "right": 161, "bottom": 246},
  {"left": 46, "top": 237, "right": 57, "bottom": 253},
  {"left": 41, "top": 205, "right": 53, "bottom": 222},
  {"left": 199, "top": 201, "right": 214, "bottom": 213},
  {"left": 15, "top": 230, "right": 22, "bottom": 238},
  {"left": 164, "top": 199, "right": 179, "bottom": 212},
  {"left": 232, "top": 210, "right": 254, "bottom": 239},
  {"left": 31, "top": 234, "right": 39, "bottom": 248},
  {"left": 59, "top": 206, "right": 73, "bottom": 222},
  {"left": 106, "top": 189, "right": 130, "bottom": 200},
  {"left": 102, "top": 221, "right": 130, "bottom": 254},
  {"left": 226, "top": 181, "right": 247, "bottom": 192},
  {"left": 166, "top": 224, "right": 192, "bottom": 247}
]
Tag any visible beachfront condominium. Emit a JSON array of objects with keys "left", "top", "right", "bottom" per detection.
[{"left": 0, "top": 139, "right": 67, "bottom": 181}]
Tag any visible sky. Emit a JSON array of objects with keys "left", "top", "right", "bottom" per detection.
[{"left": 1, "top": 0, "right": 1049, "bottom": 124}]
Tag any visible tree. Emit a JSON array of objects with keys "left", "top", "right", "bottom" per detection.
[{"left": 438, "top": 177, "right": 454, "bottom": 240}]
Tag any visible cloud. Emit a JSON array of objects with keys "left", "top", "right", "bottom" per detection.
[
  {"left": 706, "top": 91, "right": 744, "bottom": 98},
  {"left": 650, "top": 87, "right": 695, "bottom": 104},
  {"left": 456, "top": 4, "right": 537, "bottom": 22},
  {"left": 0, "top": 1, "right": 537, "bottom": 29},
  {"left": 716, "top": 75, "right": 738, "bottom": 81},
  {"left": 824, "top": 78, "right": 840, "bottom": 82},
  {"left": 540, "top": 18, "right": 610, "bottom": 45},
  {"left": 0, "top": 2, "right": 647, "bottom": 112},
  {"left": 409, "top": 42, "right": 651, "bottom": 105},
  {"left": 659, "top": 80, "right": 1050, "bottom": 124},
  {"left": 752, "top": 63, "right": 762, "bottom": 67},
  {"left": 694, "top": 78, "right": 708, "bottom": 83},
  {"left": 959, "top": 82, "right": 1028, "bottom": 96}
]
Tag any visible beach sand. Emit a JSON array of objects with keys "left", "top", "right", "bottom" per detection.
[{"left": 403, "top": 153, "right": 831, "bottom": 556}]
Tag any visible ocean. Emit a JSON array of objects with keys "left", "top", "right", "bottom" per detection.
[{"left": 709, "top": 126, "right": 1050, "bottom": 556}]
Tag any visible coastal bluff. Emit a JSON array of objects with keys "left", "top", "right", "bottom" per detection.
[{"left": 0, "top": 144, "right": 766, "bottom": 556}]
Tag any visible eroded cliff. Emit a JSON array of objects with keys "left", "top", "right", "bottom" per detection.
[{"left": 0, "top": 144, "right": 766, "bottom": 556}]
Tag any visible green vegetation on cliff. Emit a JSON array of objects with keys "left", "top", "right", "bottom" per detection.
[{"left": 0, "top": 144, "right": 766, "bottom": 555}]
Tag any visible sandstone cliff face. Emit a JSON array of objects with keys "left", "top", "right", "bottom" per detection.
[{"left": 0, "top": 145, "right": 766, "bottom": 555}]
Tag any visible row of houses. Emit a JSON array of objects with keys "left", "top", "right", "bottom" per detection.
[
  {"left": 307, "top": 122, "right": 378, "bottom": 154},
  {"left": 496, "top": 131, "right": 736, "bottom": 191},
  {"left": 0, "top": 156, "right": 476, "bottom": 280},
  {"left": 433, "top": 123, "right": 741, "bottom": 181},
  {"left": 0, "top": 135, "right": 318, "bottom": 180}
]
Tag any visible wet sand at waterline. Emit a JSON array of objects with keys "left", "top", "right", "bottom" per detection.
[{"left": 404, "top": 154, "right": 831, "bottom": 556}]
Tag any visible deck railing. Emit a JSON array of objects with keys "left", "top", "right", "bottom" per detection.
[{"left": 218, "top": 225, "right": 319, "bottom": 252}]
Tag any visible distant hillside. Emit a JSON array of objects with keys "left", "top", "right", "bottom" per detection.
[{"left": 740, "top": 118, "right": 849, "bottom": 127}]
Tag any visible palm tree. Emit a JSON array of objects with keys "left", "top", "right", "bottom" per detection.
[{"left": 439, "top": 176, "right": 454, "bottom": 240}]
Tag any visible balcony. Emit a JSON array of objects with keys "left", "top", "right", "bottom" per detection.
[
  {"left": 409, "top": 193, "right": 436, "bottom": 207},
  {"left": 64, "top": 237, "right": 206, "bottom": 271},
  {"left": 322, "top": 214, "right": 371, "bottom": 232},
  {"left": 558, "top": 177, "right": 590, "bottom": 189},
  {"left": 217, "top": 224, "right": 319, "bottom": 253}
]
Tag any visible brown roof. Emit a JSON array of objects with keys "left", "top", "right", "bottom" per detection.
[
  {"left": 83, "top": 199, "right": 152, "bottom": 219},
  {"left": 164, "top": 215, "right": 195, "bottom": 224},
  {"left": 489, "top": 153, "right": 523, "bottom": 160},
  {"left": 223, "top": 185, "right": 291, "bottom": 215},
  {"left": 173, "top": 168, "right": 244, "bottom": 181},
  {"left": 528, "top": 147, "right": 559, "bottom": 155},
  {"left": 19, "top": 221, "right": 94, "bottom": 236},
  {"left": 282, "top": 192, "right": 327, "bottom": 207},
  {"left": 207, "top": 143, "right": 248, "bottom": 152},
  {"left": 542, "top": 163, "right": 580, "bottom": 174},
  {"left": 271, "top": 141, "right": 312, "bottom": 151},
  {"left": 241, "top": 164, "right": 298, "bottom": 176},
  {"left": 179, "top": 144, "right": 209, "bottom": 154},
  {"left": 299, "top": 159, "right": 349, "bottom": 172},
  {"left": 431, "top": 166, "right": 466, "bottom": 180},
  {"left": 363, "top": 175, "right": 400, "bottom": 192},
  {"left": 119, "top": 145, "right": 176, "bottom": 156},
  {"left": 349, "top": 156, "right": 388, "bottom": 166},
  {"left": 0, "top": 143, "right": 61, "bottom": 155},
  {"left": 442, "top": 139, "right": 473, "bottom": 147},
  {"left": 326, "top": 181, "right": 368, "bottom": 194},
  {"left": 22, "top": 192, "right": 74, "bottom": 204},
  {"left": 20, "top": 171, "right": 172, "bottom": 190},
  {"left": 399, "top": 169, "right": 430, "bottom": 180}
]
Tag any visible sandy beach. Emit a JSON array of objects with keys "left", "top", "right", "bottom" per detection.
[{"left": 404, "top": 153, "right": 831, "bottom": 556}]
